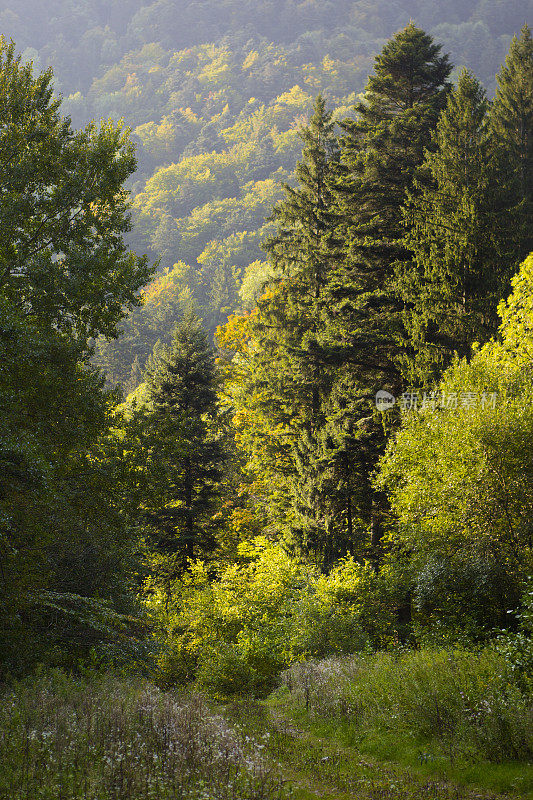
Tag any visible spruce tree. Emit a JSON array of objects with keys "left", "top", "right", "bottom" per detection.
[
  {"left": 142, "top": 314, "right": 223, "bottom": 585},
  {"left": 398, "top": 69, "right": 511, "bottom": 383},
  {"left": 322, "top": 25, "right": 452, "bottom": 548},
  {"left": 253, "top": 96, "right": 342, "bottom": 565},
  {"left": 328, "top": 23, "right": 452, "bottom": 388},
  {"left": 490, "top": 25, "right": 533, "bottom": 259}
]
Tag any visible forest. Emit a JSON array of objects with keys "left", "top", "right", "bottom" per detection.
[
  {"left": 0, "top": 1, "right": 533, "bottom": 799},
  {"left": 1, "top": 0, "right": 529, "bottom": 387}
]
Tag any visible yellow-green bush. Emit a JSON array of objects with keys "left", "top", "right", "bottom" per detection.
[{"left": 150, "top": 538, "right": 397, "bottom": 694}]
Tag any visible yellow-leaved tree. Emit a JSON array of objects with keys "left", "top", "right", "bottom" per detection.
[{"left": 377, "top": 253, "right": 533, "bottom": 643}]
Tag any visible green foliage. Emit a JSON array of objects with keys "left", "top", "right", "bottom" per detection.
[
  {"left": 59, "top": 3, "right": 525, "bottom": 384},
  {"left": 399, "top": 68, "right": 513, "bottom": 384},
  {"left": 132, "top": 315, "right": 225, "bottom": 588},
  {"left": 217, "top": 26, "right": 532, "bottom": 622},
  {"left": 305, "top": 24, "right": 453, "bottom": 557},
  {"left": 3, "top": 1, "right": 533, "bottom": 691},
  {"left": 282, "top": 647, "right": 533, "bottom": 764},
  {"left": 495, "top": 577, "right": 533, "bottom": 692},
  {"left": 0, "top": 37, "right": 151, "bottom": 342},
  {"left": 499, "top": 252, "right": 533, "bottom": 361},
  {"left": 377, "top": 254, "right": 533, "bottom": 642},
  {"left": 490, "top": 25, "right": 533, "bottom": 219},
  {"left": 330, "top": 22, "right": 452, "bottom": 390},
  {"left": 0, "top": 40, "right": 151, "bottom": 677},
  {"left": 250, "top": 95, "right": 346, "bottom": 564},
  {"left": 377, "top": 376, "right": 532, "bottom": 636},
  {"left": 152, "top": 539, "right": 397, "bottom": 694},
  {"left": 0, "top": 2, "right": 524, "bottom": 390},
  {"left": 0, "top": 274, "right": 148, "bottom": 675}
]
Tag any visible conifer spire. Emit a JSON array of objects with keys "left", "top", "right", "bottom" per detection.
[
  {"left": 328, "top": 23, "right": 453, "bottom": 389},
  {"left": 143, "top": 314, "right": 223, "bottom": 580},
  {"left": 255, "top": 95, "right": 342, "bottom": 564},
  {"left": 490, "top": 24, "right": 533, "bottom": 257},
  {"left": 322, "top": 25, "right": 452, "bottom": 553},
  {"left": 398, "top": 68, "right": 508, "bottom": 383}
]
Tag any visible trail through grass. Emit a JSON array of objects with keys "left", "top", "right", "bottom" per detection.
[
  {"left": 1, "top": 669, "right": 531, "bottom": 799},
  {"left": 0, "top": 672, "right": 285, "bottom": 800},
  {"left": 225, "top": 696, "right": 533, "bottom": 800}
]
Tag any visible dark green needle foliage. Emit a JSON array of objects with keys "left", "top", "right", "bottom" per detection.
[
  {"left": 398, "top": 69, "right": 512, "bottom": 384},
  {"left": 398, "top": 29, "right": 533, "bottom": 387},
  {"left": 490, "top": 25, "right": 533, "bottom": 259},
  {"left": 329, "top": 23, "right": 453, "bottom": 387},
  {"left": 141, "top": 314, "right": 224, "bottom": 587},
  {"left": 255, "top": 96, "right": 342, "bottom": 565},
  {"left": 318, "top": 25, "right": 452, "bottom": 549}
]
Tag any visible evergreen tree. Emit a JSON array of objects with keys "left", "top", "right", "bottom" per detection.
[
  {"left": 141, "top": 315, "right": 224, "bottom": 586},
  {"left": 398, "top": 69, "right": 511, "bottom": 384},
  {"left": 328, "top": 23, "right": 452, "bottom": 388},
  {"left": 253, "top": 96, "right": 342, "bottom": 564},
  {"left": 322, "top": 25, "right": 452, "bottom": 547},
  {"left": 490, "top": 25, "right": 533, "bottom": 259}
]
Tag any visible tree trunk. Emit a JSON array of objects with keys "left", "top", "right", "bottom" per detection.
[{"left": 185, "top": 456, "right": 194, "bottom": 560}]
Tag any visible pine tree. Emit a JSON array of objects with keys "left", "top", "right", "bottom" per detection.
[
  {"left": 322, "top": 25, "right": 452, "bottom": 549},
  {"left": 142, "top": 314, "right": 224, "bottom": 585},
  {"left": 398, "top": 69, "right": 511, "bottom": 384},
  {"left": 490, "top": 25, "right": 533, "bottom": 259}
]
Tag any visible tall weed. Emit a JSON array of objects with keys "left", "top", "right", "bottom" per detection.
[
  {"left": 281, "top": 648, "right": 533, "bottom": 763},
  {"left": 0, "top": 671, "right": 285, "bottom": 800}
]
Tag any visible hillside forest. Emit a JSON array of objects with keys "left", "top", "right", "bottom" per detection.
[
  {"left": 1, "top": 0, "right": 530, "bottom": 388},
  {"left": 1, "top": 2, "right": 533, "bottom": 798}
]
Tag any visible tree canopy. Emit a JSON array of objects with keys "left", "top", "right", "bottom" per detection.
[{"left": 0, "top": 39, "right": 151, "bottom": 675}]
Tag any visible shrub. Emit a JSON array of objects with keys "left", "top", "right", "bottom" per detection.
[
  {"left": 495, "top": 576, "right": 533, "bottom": 693},
  {"left": 151, "top": 541, "right": 398, "bottom": 694}
]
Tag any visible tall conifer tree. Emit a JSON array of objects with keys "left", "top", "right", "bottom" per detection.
[
  {"left": 490, "top": 25, "right": 533, "bottom": 259},
  {"left": 142, "top": 315, "right": 223, "bottom": 585},
  {"left": 323, "top": 25, "right": 452, "bottom": 546},
  {"left": 398, "top": 69, "right": 511, "bottom": 383},
  {"left": 254, "top": 96, "right": 342, "bottom": 564},
  {"left": 328, "top": 23, "right": 452, "bottom": 387}
]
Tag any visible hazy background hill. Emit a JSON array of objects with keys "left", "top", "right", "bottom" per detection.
[{"left": 1, "top": 0, "right": 531, "bottom": 388}]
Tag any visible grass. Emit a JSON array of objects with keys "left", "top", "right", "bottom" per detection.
[
  {"left": 225, "top": 696, "right": 513, "bottom": 800},
  {"left": 1, "top": 646, "right": 531, "bottom": 800},
  {"left": 275, "top": 706, "right": 533, "bottom": 798},
  {"left": 265, "top": 650, "right": 533, "bottom": 799},
  {"left": 0, "top": 670, "right": 285, "bottom": 800}
]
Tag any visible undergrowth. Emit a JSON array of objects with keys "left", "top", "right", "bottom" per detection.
[
  {"left": 280, "top": 649, "right": 533, "bottom": 764},
  {"left": 0, "top": 671, "right": 285, "bottom": 800}
]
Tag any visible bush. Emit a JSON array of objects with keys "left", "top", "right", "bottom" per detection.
[
  {"left": 495, "top": 576, "right": 533, "bottom": 693},
  {"left": 151, "top": 540, "right": 398, "bottom": 694}
]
